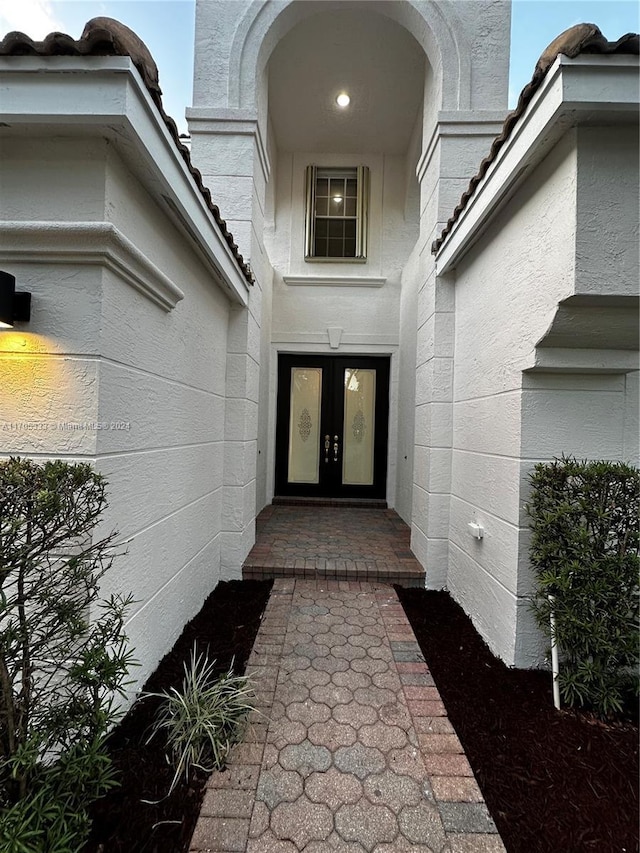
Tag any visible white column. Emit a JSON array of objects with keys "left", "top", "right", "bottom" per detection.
[
  {"left": 412, "top": 114, "right": 505, "bottom": 588},
  {"left": 189, "top": 110, "right": 271, "bottom": 574}
]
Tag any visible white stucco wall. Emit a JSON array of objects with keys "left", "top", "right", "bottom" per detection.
[
  {"left": 395, "top": 114, "right": 423, "bottom": 522},
  {"left": 270, "top": 151, "right": 411, "bottom": 314},
  {"left": 0, "top": 129, "right": 236, "bottom": 700},
  {"left": 575, "top": 125, "right": 639, "bottom": 297},
  {"left": 410, "top": 106, "right": 509, "bottom": 580},
  {"left": 0, "top": 138, "right": 108, "bottom": 460},
  {"left": 444, "top": 107, "right": 639, "bottom": 667},
  {"left": 447, "top": 130, "right": 578, "bottom": 666},
  {"left": 623, "top": 370, "right": 640, "bottom": 465}
]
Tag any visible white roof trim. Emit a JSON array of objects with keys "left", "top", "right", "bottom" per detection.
[
  {"left": 435, "top": 54, "right": 639, "bottom": 275},
  {"left": 0, "top": 55, "right": 251, "bottom": 306}
]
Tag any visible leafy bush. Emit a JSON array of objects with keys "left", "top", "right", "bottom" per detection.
[
  {"left": 0, "top": 458, "right": 135, "bottom": 852},
  {"left": 145, "top": 646, "right": 255, "bottom": 797},
  {"left": 527, "top": 456, "right": 639, "bottom": 718}
]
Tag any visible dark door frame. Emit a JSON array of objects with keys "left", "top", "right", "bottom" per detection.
[{"left": 275, "top": 353, "right": 390, "bottom": 499}]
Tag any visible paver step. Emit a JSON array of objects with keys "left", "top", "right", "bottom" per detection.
[
  {"left": 243, "top": 561, "right": 425, "bottom": 586},
  {"left": 242, "top": 504, "right": 426, "bottom": 587},
  {"left": 272, "top": 497, "right": 388, "bottom": 508}
]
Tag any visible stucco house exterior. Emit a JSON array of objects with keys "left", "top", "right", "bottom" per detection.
[{"left": 0, "top": 2, "right": 637, "bottom": 701}]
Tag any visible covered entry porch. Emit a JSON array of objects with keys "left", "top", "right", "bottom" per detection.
[{"left": 243, "top": 503, "right": 425, "bottom": 586}]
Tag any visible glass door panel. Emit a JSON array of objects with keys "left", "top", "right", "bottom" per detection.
[
  {"left": 287, "top": 367, "right": 322, "bottom": 484},
  {"left": 342, "top": 368, "right": 376, "bottom": 486}
]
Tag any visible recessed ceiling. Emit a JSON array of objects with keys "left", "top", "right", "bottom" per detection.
[{"left": 268, "top": 10, "right": 425, "bottom": 154}]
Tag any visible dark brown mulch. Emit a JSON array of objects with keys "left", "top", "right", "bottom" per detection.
[
  {"left": 396, "top": 587, "right": 639, "bottom": 853},
  {"left": 83, "top": 579, "right": 272, "bottom": 853},
  {"left": 85, "top": 579, "right": 637, "bottom": 853}
]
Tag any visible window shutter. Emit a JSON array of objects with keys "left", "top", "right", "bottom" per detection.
[
  {"left": 356, "top": 165, "right": 369, "bottom": 260},
  {"left": 304, "top": 165, "right": 317, "bottom": 259}
]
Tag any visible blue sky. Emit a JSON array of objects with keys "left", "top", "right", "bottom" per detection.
[{"left": 0, "top": 1, "right": 638, "bottom": 132}]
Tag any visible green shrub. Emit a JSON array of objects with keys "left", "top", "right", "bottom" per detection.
[
  {"left": 0, "top": 458, "right": 135, "bottom": 852},
  {"left": 527, "top": 456, "right": 639, "bottom": 718},
  {"left": 144, "top": 646, "right": 256, "bottom": 797}
]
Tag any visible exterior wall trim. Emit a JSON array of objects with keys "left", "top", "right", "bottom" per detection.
[
  {"left": 185, "top": 107, "right": 271, "bottom": 184},
  {"left": 283, "top": 275, "right": 386, "bottom": 288},
  {"left": 0, "top": 220, "right": 184, "bottom": 311},
  {"left": 417, "top": 112, "right": 507, "bottom": 184},
  {"left": 271, "top": 332, "right": 398, "bottom": 346},
  {"left": 524, "top": 348, "right": 639, "bottom": 374}
]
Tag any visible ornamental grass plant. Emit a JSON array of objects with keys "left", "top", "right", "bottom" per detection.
[{"left": 144, "top": 646, "right": 256, "bottom": 797}]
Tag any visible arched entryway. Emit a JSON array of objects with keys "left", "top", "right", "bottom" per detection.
[
  {"left": 261, "top": 4, "right": 429, "bottom": 508},
  {"left": 188, "top": 0, "right": 511, "bottom": 589}
]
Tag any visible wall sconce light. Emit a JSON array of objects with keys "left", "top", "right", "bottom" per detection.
[{"left": 0, "top": 271, "right": 31, "bottom": 329}]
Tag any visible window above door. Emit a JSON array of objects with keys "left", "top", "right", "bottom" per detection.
[{"left": 304, "top": 165, "right": 369, "bottom": 262}]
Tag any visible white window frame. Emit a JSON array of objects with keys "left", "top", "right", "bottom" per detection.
[{"left": 304, "top": 165, "right": 369, "bottom": 262}]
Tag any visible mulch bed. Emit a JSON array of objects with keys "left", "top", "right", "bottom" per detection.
[
  {"left": 83, "top": 579, "right": 273, "bottom": 853},
  {"left": 85, "top": 580, "right": 638, "bottom": 853},
  {"left": 397, "top": 587, "right": 639, "bottom": 853}
]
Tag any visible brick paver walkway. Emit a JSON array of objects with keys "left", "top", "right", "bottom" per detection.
[
  {"left": 190, "top": 580, "right": 505, "bottom": 852},
  {"left": 243, "top": 506, "right": 425, "bottom": 586}
]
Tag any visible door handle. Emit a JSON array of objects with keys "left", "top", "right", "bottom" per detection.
[{"left": 333, "top": 435, "right": 339, "bottom": 463}]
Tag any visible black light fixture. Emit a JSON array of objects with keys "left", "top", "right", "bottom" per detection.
[{"left": 0, "top": 271, "right": 31, "bottom": 329}]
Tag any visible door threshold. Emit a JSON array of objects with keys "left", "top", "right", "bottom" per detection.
[{"left": 272, "top": 496, "right": 388, "bottom": 509}]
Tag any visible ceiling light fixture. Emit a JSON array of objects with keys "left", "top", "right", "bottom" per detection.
[{"left": 336, "top": 92, "right": 350, "bottom": 108}]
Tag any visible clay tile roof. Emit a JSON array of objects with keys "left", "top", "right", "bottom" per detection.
[
  {"left": 0, "top": 18, "right": 254, "bottom": 286},
  {"left": 431, "top": 23, "right": 639, "bottom": 256}
]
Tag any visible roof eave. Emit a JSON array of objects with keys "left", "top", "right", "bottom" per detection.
[
  {"left": 0, "top": 55, "right": 251, "bottom": 306},
  {"left": 434, "top": 54, "right": 639, "bottom": 276}
]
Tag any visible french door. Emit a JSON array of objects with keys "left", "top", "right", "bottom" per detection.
[{"left": 275, "top": 354, "right": 390, "bottom": 499}]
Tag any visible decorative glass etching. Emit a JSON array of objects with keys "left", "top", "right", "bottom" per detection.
[
  {"left": 288, "top": 368, "right": 322, "bottom": 483},
  {"left": 352, "top": 410, "right": 365, "bottom": 442},
  {"left": 343, "top": 369, "right": 376, "bottom": 485},
  {"left": 298, "top": 408, "right": 312, "bottom": 442}
]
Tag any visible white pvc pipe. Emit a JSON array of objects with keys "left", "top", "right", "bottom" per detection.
[{"left": 548, "top": 594, "right": 561, "bottom": 711}]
